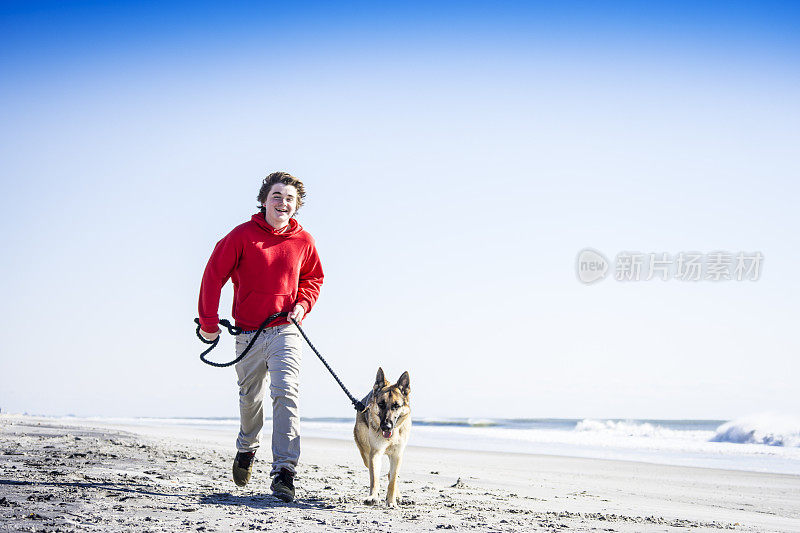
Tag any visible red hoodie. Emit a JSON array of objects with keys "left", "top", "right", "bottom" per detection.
[{"left": 198, "top": 214, "right": 324, "bottom": 333}]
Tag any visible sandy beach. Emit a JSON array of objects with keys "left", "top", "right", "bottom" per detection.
[{"left": 1, "top": 415, "right": 799, "bottom": 532}]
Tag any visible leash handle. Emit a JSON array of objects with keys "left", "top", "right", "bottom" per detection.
[
  {"left": 193, "top": 319, "right": 221, "bottom": 362},
  {"left": 194, "top": 318, "right": 241, "bottom": 340}
]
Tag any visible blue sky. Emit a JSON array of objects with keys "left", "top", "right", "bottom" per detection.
[{"left": 1, "top": 2, "right": 798, "bottom": 420}]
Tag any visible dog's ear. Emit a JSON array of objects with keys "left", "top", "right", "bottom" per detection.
[
  {"left": 396, "top": 371, "right": 410, "bottom": 395},
  {"left": 374, "top": 367, "right": 388, "bottom": 391}
]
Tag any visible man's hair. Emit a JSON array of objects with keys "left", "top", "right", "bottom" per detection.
[{"left": 257, "top": 171, "right": 306, "bottom": 215}]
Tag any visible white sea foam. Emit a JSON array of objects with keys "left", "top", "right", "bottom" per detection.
[
  {"left": 711, "top": 413, "right": 800, "bottom": 447},
  {"left": 575, "top": 419, "right": 689, "bottom": 439}
]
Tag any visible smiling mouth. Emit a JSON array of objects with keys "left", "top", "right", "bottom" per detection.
[{"left": 382, "top": 429, "right": 393, "bottom": 438}]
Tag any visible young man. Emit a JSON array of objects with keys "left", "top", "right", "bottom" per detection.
[{"left": 198, "top": 172, "right": 324, "bottom": 502}]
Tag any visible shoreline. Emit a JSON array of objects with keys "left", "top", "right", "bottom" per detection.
[
  {"left": 13, "top": 413, "right": 800, "bottom": 477},
  {"left": 2, "top": 415, "right": 799, "bottom": 532}
]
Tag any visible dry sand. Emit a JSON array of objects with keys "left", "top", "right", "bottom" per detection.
[{"left": 1, "top": 414, "right": 799, "bottom": 532}]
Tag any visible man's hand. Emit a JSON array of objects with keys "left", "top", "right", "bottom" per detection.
[
  {"left": 288, "top": 304, "right": 306, "bottom": 324},
  {"left": 200, "top": 328, "right": 220, "bottom": 342}
]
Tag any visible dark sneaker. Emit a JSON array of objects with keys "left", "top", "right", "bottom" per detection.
[
  {"left": 232, "top": 451, "right": 255, "bottom": 487},
  {"left": 270, "top": 468, "right": 295, "bottom": 502}
]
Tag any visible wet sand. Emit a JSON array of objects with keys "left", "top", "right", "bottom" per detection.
[{"left": 1, "top": 414, "right": 799, "bottom": 532}]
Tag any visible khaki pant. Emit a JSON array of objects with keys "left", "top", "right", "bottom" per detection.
[{"left": 234, "top": 324, "right": 302, "bottom": 475}]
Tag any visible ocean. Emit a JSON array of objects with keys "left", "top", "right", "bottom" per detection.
[{"left": 65, "top": 413, "right": 800, "bottom": 476}]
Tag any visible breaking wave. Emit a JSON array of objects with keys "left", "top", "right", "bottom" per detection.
[
  {"left": 574, "top": 419, "right": 708, "bottom": 439},
  {"left": 711, "top": 414, "right": 800, "bottom": 447}
]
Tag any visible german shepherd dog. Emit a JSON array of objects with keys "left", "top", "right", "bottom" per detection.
[{"left": 354, "top": 367, "right": 411, "bottom": 507}]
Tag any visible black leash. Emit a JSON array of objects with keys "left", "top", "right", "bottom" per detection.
[{"left": 194, "top": 315, "right": 365, "bottom": 411}]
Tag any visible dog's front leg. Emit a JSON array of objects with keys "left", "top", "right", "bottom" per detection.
[
  {"left": 386, "top": 451, "right": 404, "bottom": 507},
  {"left": 364, "top": 452, "right": 380, "bottom": 505}
]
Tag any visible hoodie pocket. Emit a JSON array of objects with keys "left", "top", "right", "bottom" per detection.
[{"left": 235, "top": 291, "right": 293, "bottom": 324}]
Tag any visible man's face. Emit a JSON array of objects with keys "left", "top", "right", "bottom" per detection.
[{"left": 262, "top": 183, "right": 298, "bottom": 229}]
